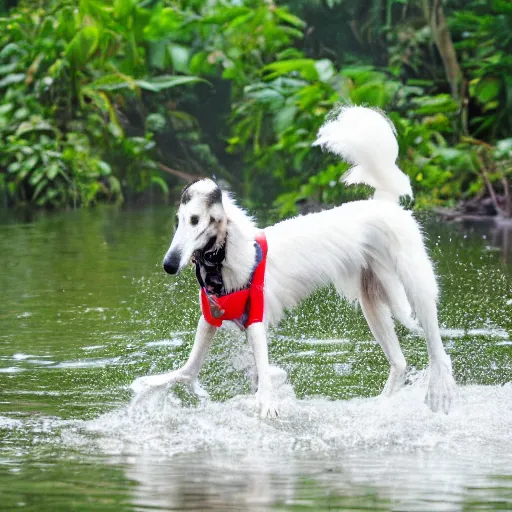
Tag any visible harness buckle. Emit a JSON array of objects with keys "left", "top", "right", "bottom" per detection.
[{"left": 207, "top": 294, "right": 225, "bottom": 318}]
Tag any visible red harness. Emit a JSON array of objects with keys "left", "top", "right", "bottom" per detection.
[{"left": 200, "top": 232, "right": 267, "bottom": 329}]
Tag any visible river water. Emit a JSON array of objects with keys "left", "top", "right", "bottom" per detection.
[{"left": 1, "top": 206, "right": 511, "bottom": 511}]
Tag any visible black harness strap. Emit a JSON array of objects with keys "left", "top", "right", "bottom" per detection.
[{"left": 193, "top": 236, "right": 226, "bottom": 296}]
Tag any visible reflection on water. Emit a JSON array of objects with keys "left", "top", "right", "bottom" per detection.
[
  {"left": 457, "top": 217, "right": 512, "bottom": 263},
  {"left": 122, "top": 450, "right": 512, "bottom": 512},
  {"left": 68, "top": 372, "right": 512, "bottom": 511},
  {"left": 492, "top": 220, "right": 512, "bottom": 260},
  {"left": 0, "top": 207, "right": 511, "bottom": 510}
]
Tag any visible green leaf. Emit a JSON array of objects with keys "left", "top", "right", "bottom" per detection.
[
  {"left": 146, "top": 113, "right": 166, "bottom": 132},
  {"left": 201, "top": 6, "right": 251, "bottom": 25},
  {"left": 48, "top": 59, "right": 65, "bottom": 79},
  {"left": 280, "top": 26, "right": 304, "bottom": 39},
  {"left": 473, "top": 77, "right": 502, "bottom": 104},
  {"left": 245, "top": 84, "right": 284, "bottom": 105},
  {"left": 143, "top": 7, "right": 185, "bottom": 41},
  {"left": 189, "top": 51, "right": 217, "bottom": 75},
  {"left": 341, "top": 66, "right": 380, "bottom": 84},
  {"left": 150, "top": 174, "right": 169, "bottom": 195},
  {"left": 274, "top": 8, "right": 306, "bottom": 28},
  {"left": 79, "top": 0, "right": 111, "bottom": 23},
  {"left": 32, "top": 180, "right": 48, "bottom": 200},
  {"left": 97, "top": 161, "right": 112, "bottom": 176},
  {"left": 91, "top": 74, "right": 206, "bottom": 93},
  {"left": 412, "top": 94, "right": 459, "bottom": 115},
  {"left": 494, "top": 138, "right": 512, "bottom": 160},
  {"left": 274, "top": 105, "right": 297, "bottom": 133},
  {"left": 149, "top": 41, "right": 167, "bottom": 70},
  {"left": 0, "top": 103, "right": 14, "bottom": 116},
  {"left": 88, "top": 73, "right": 138, "bottom": 91},
  {"left": 108, "top": 122, "right": 123, "bottom": 139},
  {"left": 0, "top": 62, "right": 19, "bottom": 76},
  {"left": 435, "top": 147, "right": 464, "bottom": 163},
  {"left": 24, "top": 155, "right": 39, "bottom": 171},
  {"left": 114, "top": 0, "right": 136, "bottom": 19},
  {"left": 29, "top": 170, "right": 45, "bottom": 186},
  {"left": 263, "top": 59, "right": 318, "bottom": 81},
  {"left": 65, "top": 25, "right": 100, "bottom": 68},
  {"left": 0, "top": 43, "right": 24, "bottom": 60},
  {"left": 169, "top": 45, "right": 190, "bottom": 74},
  {"left": 314, "top": 59, "right": 335, "bottom": 83},
  {"left": 7, "top": 161, "right": 21, "bottom": 173},
  {"left": 14, "top": 107, "right": 29, "bottom": 121},
  {"left": 46, "top": 162, "right": 60, "bottom": 180},
  {"left": 39, "top": 16, "right": 56, "bottom": 38},
  {"left": 350, "top": 82, "right": 391, "bottom": 108},
  {"left": 167, "top": 110, "right": 197, "bottom": 128},
  {"left": 135, "top": 75, "right": 207, "bottom": 92},
  {"left": 0, "top": 73, "right": 25, "bottom": 88},
  {"left": 16, "top": 120, "right": 55, "bottom": 136},
  {"left": 226, "top": 12, "right": 253, "bottom": 30}
]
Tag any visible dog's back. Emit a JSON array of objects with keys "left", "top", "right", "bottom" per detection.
[{"left": 265, "top": 104, "right": 421, "bottom": 325}]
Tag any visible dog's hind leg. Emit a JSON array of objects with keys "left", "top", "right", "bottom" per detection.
[
  {"left": 397, "top": 254, "right": 455, "bottom": 413},
  {"left": 417, "top": 300, "right": 455, "bottom": 414},
  {"left": 360, "top": 269, "right": 407, "bottom": 396}
]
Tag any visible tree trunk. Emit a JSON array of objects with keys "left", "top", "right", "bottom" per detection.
[
  {"left": 421, "top": 0, "right": 462, "bottom": 99},
  {"left": 502, "top": 176, "right": 512, "bottom": 218}
]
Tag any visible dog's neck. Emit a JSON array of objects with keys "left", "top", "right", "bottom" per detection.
[{"left": 220, "top": 195, "right": 258, "bottom": 293}]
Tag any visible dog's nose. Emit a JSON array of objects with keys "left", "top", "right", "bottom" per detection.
[{"left": 163, "top": 252, "right": 181, "bottom": 274}]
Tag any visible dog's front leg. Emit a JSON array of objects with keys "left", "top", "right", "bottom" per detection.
[
  {"left": 247, "top": 322, "right": 278, "bottom": 418},
  {"left": 131, "top": 316, "right": 216, "bottom": 394}
]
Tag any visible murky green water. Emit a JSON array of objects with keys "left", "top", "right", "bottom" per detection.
[{"left": 1, "top": 206, "right": 511, "bottom": 511}]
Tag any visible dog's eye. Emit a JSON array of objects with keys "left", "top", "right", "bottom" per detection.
[
  {"left": 190, "top": 215, "right": 199, "bottom": 226},
  {"left": 174, "top": 215, "right": 179, "bottom": 229}
]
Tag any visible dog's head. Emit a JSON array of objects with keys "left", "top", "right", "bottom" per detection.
[{"left": 163, "top": 178, "right": 227, "bottom": 275}]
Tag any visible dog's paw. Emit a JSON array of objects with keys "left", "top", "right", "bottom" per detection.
[
  {"left": 259, "top": 399, "right": 279, "bottom": 419},
  {"left": 191, "top": 379, "right": 210, "bottom": 399},
  {"left": 130, "top": 372, "right": 182, "bottom": 394},
  {"left": 425, "top": 360, "right": 456, "bottom": 414},
  {"left": 256, "top": 390, "right": 279, "bottom": 419},
  {"left": 381, "top": 366, "right": 407, "bottom": 397}
]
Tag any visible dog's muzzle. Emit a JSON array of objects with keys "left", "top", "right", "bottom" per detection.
[{"left": 163, "top": 251, "right": 181, "bottom": 275}]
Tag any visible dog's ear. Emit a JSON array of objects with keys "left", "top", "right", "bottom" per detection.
[
  {"left": 181, "top": 180, "right": 199, "bottom": 205},
  {"left": 206, "top": 185, "right": 223, "bottom": 208}
]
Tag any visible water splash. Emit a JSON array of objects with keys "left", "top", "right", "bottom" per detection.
[{"left": 65, "top": 372, "right": 512, "bottom": 461}]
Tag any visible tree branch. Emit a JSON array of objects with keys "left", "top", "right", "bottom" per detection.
[
  {"left": 476, "top": 153, "right": 503, "bottom": 217},
  {"left": 157, "top": 163, "right": 203, "bottom": 182}
]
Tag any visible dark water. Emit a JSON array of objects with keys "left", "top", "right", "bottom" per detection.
[{"left": 1, "top": 206, "right": 511, "bottom": 511}]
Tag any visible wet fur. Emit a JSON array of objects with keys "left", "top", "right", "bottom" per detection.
[{"left": 131, "top": 106, "right": 456, "bottom": 418}]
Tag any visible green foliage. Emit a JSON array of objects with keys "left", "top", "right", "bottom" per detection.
[
  {"left": 451, "top": 0, "right": 512, "bottom": 138},
  {"left": 0, "top": 0, "right": 211, "bottom": 207},
  {"left": 0, "top": 0, "right": 510, "bottom": 213},
  {"left": 225, "top": 0, "right": 512, "bottom": 214}
]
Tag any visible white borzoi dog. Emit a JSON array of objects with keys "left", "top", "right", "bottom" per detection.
[{"left": 131, "top": 106, "right": 456, "bottom": 418}]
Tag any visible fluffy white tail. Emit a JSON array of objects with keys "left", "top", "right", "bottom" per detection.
[{"left": 313, "top": 106, "right": 412, "bottom": 202}]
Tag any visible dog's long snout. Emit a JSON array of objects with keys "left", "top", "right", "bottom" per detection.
[{"left": 163, "top": 251, "right": 181, "bottom": 275}]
